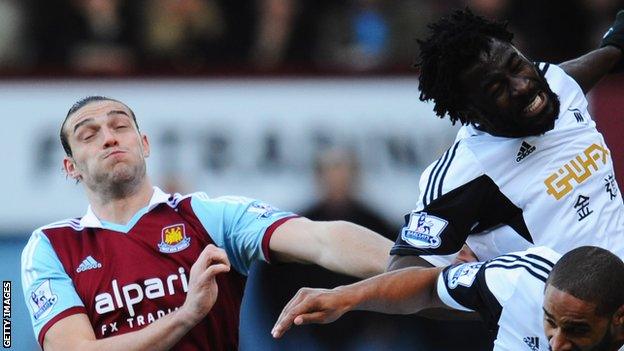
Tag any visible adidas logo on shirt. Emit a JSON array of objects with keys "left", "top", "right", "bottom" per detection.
[
  {"left": 523, "top": 336, "right": 539, "bottom": 351},
  {"left": 76, "top": 256, "right": 102, "bottom": 273},
  {"left": 516, "top": 141, "right": 536, "bottom": 163}
]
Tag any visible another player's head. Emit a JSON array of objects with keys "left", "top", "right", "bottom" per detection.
[
  {"left": 417, "top": 9, "right": 560, "bottom": 137},
  {"left": 313, "top": 147, "right": 360, "bottom": 203},
  {"left": 543, "top": 246, "right": 624, "bottom": 351},
  {"left": 60, "top": 96, "right": 150, "bottom": 197}
]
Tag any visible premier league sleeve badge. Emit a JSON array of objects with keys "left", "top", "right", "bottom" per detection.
[{"left": 401, "top": 211, "right": 448, "bottom": 249}]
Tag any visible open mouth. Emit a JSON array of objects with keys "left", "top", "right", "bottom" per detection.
[{"left": 522, "top": 91, "right": 547, "bottom": 117}]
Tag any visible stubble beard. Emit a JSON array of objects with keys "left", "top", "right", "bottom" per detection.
[{"left": 86, "top": 160, "right": 147, "bottom": 201}]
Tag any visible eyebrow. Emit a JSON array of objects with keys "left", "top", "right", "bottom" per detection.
[
  {"left": 564, "top": 321, "right": 591, "bottom": 329},
  {"left": 107, "top": 110, "right": 130, "bottom": 117},
  {"left": 73, "top": 118, "right": 94, "bottom": 134},
  {"left": 72, "top": 110, "right": 131, "bottom": 134},
  {"left": 543, "top": 308, "right": 590, "bottom": 328}
]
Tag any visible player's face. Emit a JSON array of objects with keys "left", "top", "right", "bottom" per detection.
[
  {"left": 543, "top": 285, "right": 617, "bottom": 351},
  {"left": 62, "top": 100, "right": 150, "bottom": 194},
  {"left": 459, "top": 38, "right": 560, "bottom": 138}
]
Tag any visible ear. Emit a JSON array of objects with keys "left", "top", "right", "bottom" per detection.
[
  {"left": 614, "top": 304, "right": 624, "bottom": 326},
  {"left": 141, "top": 134, "right": 150, "bottom": 158},
  {"left": 63, "top": 156, "right": 81, "bottom": 180}
]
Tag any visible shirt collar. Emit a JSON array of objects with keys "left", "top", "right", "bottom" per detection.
[{"left": 79, "top": 186, "right": 171, "bottom": 228}]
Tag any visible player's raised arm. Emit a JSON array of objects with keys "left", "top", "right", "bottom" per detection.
[
  {"left": 559, "top": 10, "right": 624, "bottom": 93},
  {"left": 271, "top": 266, "right": 443, "bottom": 338},
  {"left": 42, "top": 245, "right": 229, "bottom": 351},
  {"left": 268, "top": 217, "right": 393, "bottom": 279}
]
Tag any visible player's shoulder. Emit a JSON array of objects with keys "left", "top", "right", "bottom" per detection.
[
  {"left": 35, "top": 218, "right": 84, "bottom": 234},
  {"left": 24, "top": 218, "right": 86, "bottom": 258},
  {"left": 186, "top": 192, "right": 272, "bottom": 219},
  {"left": 419, "top": 140, "right": 485, "bottom": 201},
  {"left": 22, "top": 228, "right": 46, "bottom": 260},
  {"left": 536, "top": 62, "right": 584, "bottom": 99},
  {"left": 534, "top": 62, "right": 556, "bottom": 76},
  {"left": 535, "top": 61, "right": 564, "bottom": 82},
  {"left": 483, "top": 246, "right": 560, "bottom": 296},
  {"left": 520, "top": 246, "right": 562, "bottom": 263},
  {"left": 186, "top": 191, "right": 257, "bottom": 206},
  {"left": 21, "top": 226, "right": 59, "bottom": 270},
  {"left": 486, "top": 246, "right": 559, "bottom": 276}
]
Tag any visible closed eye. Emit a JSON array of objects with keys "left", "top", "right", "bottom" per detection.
[
  {"left": 545, "top": 317, "right": 556, "bottom": 328},
  {"left": 79, "top": 130, "right": 97, "bottom": 141},
  {"left": 488, "top": 82, "right": 504, "bottom": 98},
  {"left": 562, "top": 325, "right": 590, "bottom": 337}
]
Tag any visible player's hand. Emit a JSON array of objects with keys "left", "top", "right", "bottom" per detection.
[
  {"left": 180, "top": 244, "right": 230, "bottom": 325},
  {"left": 271, "top": 287, "right": 353, "bottom": 338},
  {"left": 453, "top": 244, "right": 478, "bottom": 264},
  {"left": 601, "top": 10, "right": 624, "bottom": 52}
]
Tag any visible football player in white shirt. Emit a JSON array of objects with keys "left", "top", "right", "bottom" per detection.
[
  {"left": 389, "top": 9, "right": 624, "bottom": 270},
  {"left": 272, "top": 246, "right": 624, "bottom": 351}
]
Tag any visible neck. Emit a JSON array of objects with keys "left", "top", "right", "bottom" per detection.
[{"left": 86, "top": 177, "right": 155, "bottom": 225}]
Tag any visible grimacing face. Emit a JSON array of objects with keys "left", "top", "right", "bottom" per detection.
[
  {"left": 543, "top": 285, "right": 617, "bottom": 351},
  {"left": 458, "top": 38, "right": 560, "bottom": 138},
  {"left": 62, "top": 100, "right": 149, "bottom": 195}
]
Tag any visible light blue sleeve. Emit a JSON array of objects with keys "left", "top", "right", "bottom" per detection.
[
  {"left": 21, "top": 229, "right": 85, "bottom": 343},
  {"left": 190, "top": 193, "right": 297, "bottom": 276}
]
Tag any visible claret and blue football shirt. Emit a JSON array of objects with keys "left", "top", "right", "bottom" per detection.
[{"left": 21, "top": 187, "right": 297, "bottom": 350}]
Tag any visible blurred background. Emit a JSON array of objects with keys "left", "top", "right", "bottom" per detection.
[
  {"left": 2, "top": 0, "right": 624, "bottom": 350},
  {"left": 2, "top": 0, "right": 624, "bottom": 76}
]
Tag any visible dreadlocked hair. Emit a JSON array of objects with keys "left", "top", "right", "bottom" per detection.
[{"left": 416, "top": 8, "right": 514, "bottom": 124}]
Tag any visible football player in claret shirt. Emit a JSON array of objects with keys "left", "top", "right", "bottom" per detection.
[
  {"left": 389, "top": 9, "right": 624, "bottom": 270},
  {"left": 21, "top": 96, "right": 393, "bottom": 351},
  {"left": 272, "top": 246, "right": 624, "bottom": 351}
]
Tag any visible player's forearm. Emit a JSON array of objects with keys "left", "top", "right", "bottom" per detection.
[
  {"left": 559, "top": 46, "right": 622, "bottom": 93},
  {"left": 339, "top": 266, "right": 444, "bottom": 315},
  {"left": 64, "top": 309, "right": 197, "bottom": 351},
  {"left": 269, "top": 219, "right": 391, "bottom": 278},
  {"left": 317, "top": 221, "right": 393, "bottom": 278}
]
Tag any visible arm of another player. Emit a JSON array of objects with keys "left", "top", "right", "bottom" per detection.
[
  {"left": 268, "top": 218, "right": 393, "bottom": 279},
  {"left": 385, "top": 245, "right": 481, "bottom": 321},
  {"left": 43, "top": 245, "right": 230, "bottom": 351},
  {"left": 271, "top": 266, "right": 444, "bottom": 338},
  {"left": 560, "top": 11, "right": 624, "bottom": 93},
  {"left": 387, "top": 244, "right": 478, "bottom": 271}
]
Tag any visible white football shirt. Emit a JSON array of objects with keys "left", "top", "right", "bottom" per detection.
[
  {"left": 392, "top": 63, "right": 624, "bottom": 266},
  {"left": 437, "top": 246, "right": 560, "bottom": 351}
]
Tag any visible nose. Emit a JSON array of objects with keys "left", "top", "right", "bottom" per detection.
[
  {"left": 101, "top": 127, "right": 119, "bottom": 148},
  {"left": 510, "top": 76, "right": 531, "bottom": 97},
  {"left": 549, "top": 331, "right": 573, "bottom": 351}
]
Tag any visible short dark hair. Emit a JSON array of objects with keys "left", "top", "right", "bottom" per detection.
[
  {"left": 547, "top": 246, "right": 624, "bottom": 316},
  {"left": 60, "top": 96, "right": 139, "bottom": 156},
  {"left": 416, "top": 8, "right": 514, "bottom": 125}
]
